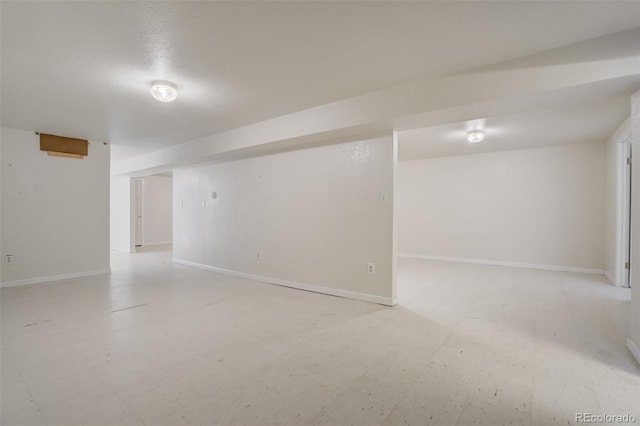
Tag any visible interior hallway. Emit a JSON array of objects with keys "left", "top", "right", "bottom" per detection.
[{"left": 1, "top": 247, "right": 638, "bottom": 425}]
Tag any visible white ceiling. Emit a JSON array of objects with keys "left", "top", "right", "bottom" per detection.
[
  {"left": 398, "top": 95, "right": 630, "bottom": 161},
  {"left": 2, "top": 1, "right": 639, "bottom": 160}
]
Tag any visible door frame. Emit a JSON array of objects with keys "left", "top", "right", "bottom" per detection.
[
  {"left": 134, "top": 178, "right": 144, "bottom": 248},
  {"left": 618, "top": 137, "right": 632, "bottom": 288}
]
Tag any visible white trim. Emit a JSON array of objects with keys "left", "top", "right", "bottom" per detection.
[
  {"left": 397, "top": 253, "right": 604, "bottom": 275},
  {"left": 110, "top": 247, "right": 135, "bottom": 254},
  {"left": 616, "top": 138, "right": 632, "bottom": 288},
  {"left": 134, "top": 178, "right": 144, "bottom": 248},
  {"left": 141, "top": 241, "right": 172, "bottom": 247},
  {"left": 1, "top": 269, "right": 111, "bottom": 288},
  {"left": 129, "top": 177, "right": 137, "bottom": 253},
  {"left": 391, "top": 131, "right": 399, "bottom": 302},
  {"left": 604, "top": 270, "right": 615, "bottom": 284},
  {"left": 627, "top": 338, "right": 640, "bottom": 366},
  {"left": 172, "top": 258, "right": 397, "bottom": 307}
]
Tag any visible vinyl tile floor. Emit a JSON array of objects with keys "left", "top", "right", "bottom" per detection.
[{"left": 2, "top": 246, "right": 639, "bottom": 425}]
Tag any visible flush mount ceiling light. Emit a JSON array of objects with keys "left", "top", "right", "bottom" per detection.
[
  {"left": 466, "top": 129, "right": 485, "bottom": 143},
  {"left": 150, "top": 81, "right": 178, "bottom": 103}
]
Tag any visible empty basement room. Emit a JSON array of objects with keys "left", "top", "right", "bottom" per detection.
[{"left": 1, "top": 2, "right": 640, "bottom": 426}]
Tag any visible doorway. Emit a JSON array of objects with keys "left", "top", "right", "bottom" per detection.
[{"left": 131, "top": 174, "right": 173, "bottom": 251}]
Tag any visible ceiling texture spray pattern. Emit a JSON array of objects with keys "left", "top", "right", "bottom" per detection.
[{"left": 1, "top": 1, "right": 639, "bottom": 168}]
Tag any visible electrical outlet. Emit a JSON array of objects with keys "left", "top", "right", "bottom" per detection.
[
  {"left": 256, "top": 252, "right": 261, "bottom": 260},
  {"left": 211, "top": 192, "right": 217, "bottom": 199},
  {"left": 367, "top": 262, "right": 375, "bottom": 275},
  {"left": 5, "top": 255, "right": 13, "bottom": 264},
  {"left": 201, "top": 200, "right": 206, "bottom": 208}
]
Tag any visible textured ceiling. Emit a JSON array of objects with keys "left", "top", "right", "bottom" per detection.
[
  {"left": 398, "top": 96, "right": 631, "bottom": 161},
  {"left": 2, "top": 1, "right": 639, "bottom": 160}
]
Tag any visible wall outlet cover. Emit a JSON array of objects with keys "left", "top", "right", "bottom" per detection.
[{"left": 367, "top": 262, "right": 375, "bottom": 275}]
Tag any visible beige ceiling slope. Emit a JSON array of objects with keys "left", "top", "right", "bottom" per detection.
[
  {"left": 395, "top": 27, "right": 640, "bottom": 130},
  {"left": 399, "top": 95, "right": 631, "bottom": 161},
  {"left": 112, "top": 28, "right": 640, "bottom": 176}
]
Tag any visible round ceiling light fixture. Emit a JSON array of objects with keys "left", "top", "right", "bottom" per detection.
[
  {"left": 150, "top": 81, "right": 178, "bottom": 103},
  {"left": 466, "top": 129, "right": 485, "bottom": 143}
]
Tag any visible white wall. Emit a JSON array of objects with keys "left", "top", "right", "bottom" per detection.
[
  {"left": 398, "top": 142, "right": 606, "bottom": 272},
  {"left": 142, "top": 175, "right": 172, "bottom": 245},
  {"left": 1, "top": 127, "right": 110, "bottom": 286},
  {"left": 173, "top": 136, "right": 397, "bottom": 305},
  {"left": 110, "top": 175, "right": 134, "bottom": 253},
  {"left": 604, "top": 118, "right": 631, "bottom": 285}
]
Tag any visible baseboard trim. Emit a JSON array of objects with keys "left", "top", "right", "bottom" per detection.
[
  {"left": 1, "top": 268, "right": 111, "bottom": 288},
  {"left": 627, "top": 338, "right": 640, "bottom": 366},
  {"left": 172, "top": 258, "right": 397, "bottom": 307},
  {"left": 604, "top": 270, "right": 616, "bottom": 285},
  {"left": 142, "top": 241, "right": 172, "bottom": 247},
  {"left": 397, "top": 253, "right": 604, "bottom": 275},
  {"left": 110, "top": 247, "right": 134, "bottom": 254}
]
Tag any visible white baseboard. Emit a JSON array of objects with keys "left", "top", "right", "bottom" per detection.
[
  {"left": 1, "top": 268, "right": 111, "bottom": 288},
  {"left": 142, "top": 241, "right": 172, "bottom": 247},
  {"left": 627, "top": 338, "right": 640, "bottom": 366},
  {"left": 398, "top": 253, "right": 604, "bottom": 275},
  {"left": 604, "top": 270, "right": 616, "bottom": 285},
  {"left": 110, "top": 247, "right": 134, "bottom": 254},
  {"left": 172, "top": 258, "right": 397, "bottom": 307}
]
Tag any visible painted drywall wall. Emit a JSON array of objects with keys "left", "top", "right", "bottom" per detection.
[
  {"left": 604, "top": 118, "right": 631, "bottom": 285},
  {"left": 141, "top": 175, "right": 172, "bottom": 246},
  {"left": 173, "top": 136, "right": 396, "bottom": 305},
  {"left": 629, "top": 90, "right": 640, "bottom": 364},
  {"left": 398, "top": 142, "right": 606, "bottom": 272},
  {"left": 1, "top": 127, "right": 110, "bottom": 286},
  {"left": 110, "top": 176, "right": 134, "bottom": 253}
]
